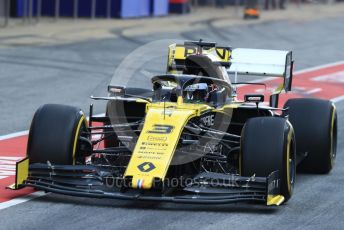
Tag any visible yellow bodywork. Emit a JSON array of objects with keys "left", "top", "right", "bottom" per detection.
[
  {"left": 267, "top": 195, "right": 285, "bottom": 206},
  {"left": 8, "top": 157, "right": 29, "bottom": 190},
  {"left": 167, "top": 43, "right": 231, "bottom": 74},
  {"left": 124, "top": 101, "right": 210, "bottom": 189}
]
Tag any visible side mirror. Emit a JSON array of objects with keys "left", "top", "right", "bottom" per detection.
[
  {"left": 108, "top": 85, "right": 125, "bottom": 96},
  {"left": 244, "top": 94, "right": 264, "bottom": 103}
]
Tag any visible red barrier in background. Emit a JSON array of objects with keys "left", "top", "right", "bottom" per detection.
[{"left": 169, "top": 0, "right": 191, "bottom": 13}]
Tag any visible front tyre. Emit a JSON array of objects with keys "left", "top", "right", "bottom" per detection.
[
  {"left": 27, "top": 104, "right": 89, "bottom": 165},
  {"left": 240, "top": 117, "right": 296, "bottom": 202}
]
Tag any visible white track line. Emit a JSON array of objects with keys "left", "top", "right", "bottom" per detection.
[
  {"left": 0, "top": 61, "right": 344, "bottom": 210},
  {"left": 0, "top": 131, "right": 29, "bottom": 141},
  {"left": 294, "top": 60, "right": 344, "bottom": 74},
  {"left": 331, "top": 95, "right": 344, "bottom": 103},
  {"left": 304, "top": 88, "right": 322, "bottom": 95},
  {"left": 0, "top": 114, "right": 105, "bottom": 140},
  {"left": 233, "top": 61, "right": 344, "bottom": 88},
  {"left": 0, "top": 191, "right": 46, "bottom": 210}
]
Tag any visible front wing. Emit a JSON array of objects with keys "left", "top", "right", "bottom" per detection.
[{"left": 10, "top": 159, "right": 284, "bottom": 206}]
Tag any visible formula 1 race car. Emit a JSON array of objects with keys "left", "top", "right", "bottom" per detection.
[{"left": 10, "top": 40, "right": 337, "bottom": 206}]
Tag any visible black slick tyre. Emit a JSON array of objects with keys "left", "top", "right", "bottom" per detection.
[
  {"left": 27, "top": 104, "right": 88, "bottom": 165},
  {"left": 284, "top": 98, "right": 337, "bottom": 174},
  {"left": 240, "top": 117, "right": 296, "bottom": 202}
]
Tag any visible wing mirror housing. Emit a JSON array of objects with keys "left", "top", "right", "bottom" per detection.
[{"left": 244, "top": 94, "right": 264, "bottom": 103}]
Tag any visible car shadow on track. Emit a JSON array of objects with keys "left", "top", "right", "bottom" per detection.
[{"left": 32, "top": 193, "right": 280, "bottom": 214}]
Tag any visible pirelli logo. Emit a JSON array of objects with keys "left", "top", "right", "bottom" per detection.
[{"left": 147, "top": 124, "right": 174, "bottom": 134}]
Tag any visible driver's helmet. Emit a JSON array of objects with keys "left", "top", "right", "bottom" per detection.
[{"left": 184, "top": 83, "right": 209, "bottom": 103}]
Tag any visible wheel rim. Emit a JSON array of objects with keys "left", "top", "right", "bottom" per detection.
[
  {"left": 331, "top": 113, "right": 337, "bottom": 166},
  {"left": 73, "top": 116, "right": 89, "bottom": 165},
  {"left": 286, "top": 126, "right": 295, "bottom": 194},
  {"left": 289, "top": 139, "right": 295, "bottom": 191}
]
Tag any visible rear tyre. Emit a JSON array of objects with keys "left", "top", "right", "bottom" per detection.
[
  {"left": 283, "top": 98, "right": 337, "bottom": 174},
  {"left": 240, "top": 117, "right": 296, "bottom": 202},
  {"left": 27, "top": 104, "right": 88, "bottom": 165}
]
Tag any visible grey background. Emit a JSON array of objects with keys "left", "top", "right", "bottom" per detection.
[
  {"left": 0, "top": 0, "right": 5, "bottom": 26},
  {"left": 0, "top": 16, "right": 343, "bottom": 230}
]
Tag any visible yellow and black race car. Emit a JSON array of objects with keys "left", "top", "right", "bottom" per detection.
[{"left": 10, "top": 41, "right": 337, "bottom": 206}]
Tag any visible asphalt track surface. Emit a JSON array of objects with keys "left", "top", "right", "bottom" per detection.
[{"left": 0, "top": 16, "right": 344, "bottom": 230}]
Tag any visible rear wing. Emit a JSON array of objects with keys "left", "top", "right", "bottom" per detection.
[
  {"left": 167, "top": 41, "right": 232, "bottom": 74},
  {"left": 228, "top": 48, "right": 293, "bottom": 93},
  {"left": 167, "top": 43, "right": 293, "bottom": 93}
]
